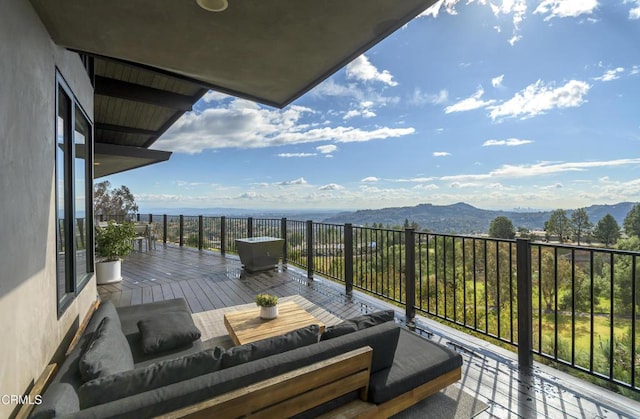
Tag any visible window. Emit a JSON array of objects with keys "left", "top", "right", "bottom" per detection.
[{"left": 56, "top": 71, "right": 94, "bottom": 314}]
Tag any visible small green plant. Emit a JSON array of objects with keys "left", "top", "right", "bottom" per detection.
[
  {"left": 95, "top": 221, "right": 136, "bottom": 261},
  {"left": 255, "top": 293, "right": 278, "bottom": 307}
]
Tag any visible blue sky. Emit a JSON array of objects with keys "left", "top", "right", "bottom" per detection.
[{"left": 104, "top": 0, "right": 640, "bottom": 212}]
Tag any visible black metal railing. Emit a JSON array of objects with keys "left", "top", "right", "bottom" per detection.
[{"left": 123, "top": 213, "right": 639, "bottom": 393}]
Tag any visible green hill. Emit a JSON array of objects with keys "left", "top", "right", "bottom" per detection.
[{"left": 322, "top": 202, "right": 636, "bottom": 234}]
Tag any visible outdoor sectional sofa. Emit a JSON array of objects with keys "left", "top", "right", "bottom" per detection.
[{"left": 31, "top": 298, "right": 462, "bottom": 418}]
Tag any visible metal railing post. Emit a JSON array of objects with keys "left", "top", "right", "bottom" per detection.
[
  {"left": 345, "top": 223, "right": 354, "bottom": 296},
  {"left": 281, "top": 218, "right": 288, "bottom": 266},
  {"left": 149, "top": 214, "right": 153, "bottom": 223},
  {"left": 179, "top": 215, "right": 184, "bottom": 247},
  {"left": 198, "top": 215, "right": 204, "bottom": 250},
  {"left": 162, "top": 214, "right": 167, "bottom": 244},
  {"left": 306, "top": 220, "right": 313, "bottom": 280},
  {"left": 136, "top": 213, "right": 140, "bottom": 222},
  {"left": 517, "top": 238, "right": 533, "bottom": 370},
  {"left": 248, "top": 217, "right": 253, "bottom": 238},
  {"left": 220, "top": 216, "right": 226, "bottom": 255},
  {"left": 405, "top": 228, "right": 416, "bottom": 328}
]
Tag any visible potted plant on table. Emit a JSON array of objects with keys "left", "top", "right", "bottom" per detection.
[
  {"left": 95, "top": 220, "right": 136, "bottom": 284},
  {"left": 255, "top": 293, "right": 279, "bottom": 319}
]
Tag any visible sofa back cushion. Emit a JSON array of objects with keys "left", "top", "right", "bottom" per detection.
[
  {"left": 78, "top": 346, "right": 224, "bottom": 408},
  {"left": 86, "top": 300, "right": 122, "bottom": 333},
  {"left": 79, "top": 316, "right": 134, "bottom": 382},
  {"left": 320, "top": 310, "right": 395, "bottom": 341},
  {"left": 221, "top": 324, "right": 320, "bottom": 369}
]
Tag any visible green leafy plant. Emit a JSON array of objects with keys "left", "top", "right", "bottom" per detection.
[
  {"left": 255, "top": 293, "right": 278, "bottom": 307},
  {"left": 95, "top": 221, "right": 136, "bottom": 262}
]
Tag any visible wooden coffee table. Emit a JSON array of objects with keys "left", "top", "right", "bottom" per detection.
[{"left": 223, "top": 301, "right": 325, "bottom": 345}]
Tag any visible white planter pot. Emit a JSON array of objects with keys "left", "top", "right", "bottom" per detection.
[
  {"left": 96, "top": 259, "right": 122, "bottom": 285},
  {"left": 259, "top": 305, "right": 279, "bottom": 320}
]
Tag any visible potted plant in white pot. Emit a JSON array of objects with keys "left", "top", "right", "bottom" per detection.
[
  {"left": 255, "top": 293, "right": 279, "bottom": 319},
  {"left": 95, "top": 221, "right": 136, "bottom": 284}
]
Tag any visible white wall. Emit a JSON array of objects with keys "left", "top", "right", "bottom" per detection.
[{"left": 0, "top": 0, "right": 96, "bottom": 417}]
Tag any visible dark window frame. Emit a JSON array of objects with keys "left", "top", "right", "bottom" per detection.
[{"left": 55, "top": 70, "right": 94, "bottom": 316}]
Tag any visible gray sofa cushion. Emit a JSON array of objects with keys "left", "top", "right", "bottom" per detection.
[
  {"left": 115, "top": 298, "right": 204, "bottom": 366},
  {"left": 78, "top": 316, "right": 134, "bottom": 382},
  {"left": 137, "top": 310, "right": 201, "bottom": 354},
  {"left": 368, "top": 329, "right": 463, "bottom": 404},
  {"left": 78, "top": 346, "right": 225, "bottom": 408},
  {"left": 29, "top": 383, "right": 79, "bottom": 419},
  {"left": 88, "top": 300, "right": 121, "bottom": 331},
  {"left": 221, "top": 324, "right": 320, "bottom": 369},
  {"left": 320, "top": 310, "right": 395, "bottom": 341}
]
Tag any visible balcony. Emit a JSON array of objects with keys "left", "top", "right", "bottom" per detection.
[{"left": 97, "top": 215, "right": 640, "bottom": 417}]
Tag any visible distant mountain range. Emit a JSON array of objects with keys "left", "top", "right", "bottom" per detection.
[{"left": 321, "top": 202, "right": 637, "bottom": 234}]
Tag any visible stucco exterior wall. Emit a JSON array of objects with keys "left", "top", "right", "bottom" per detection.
[{"left": 0, "top": 0, "right": 96, "bottom": 417}]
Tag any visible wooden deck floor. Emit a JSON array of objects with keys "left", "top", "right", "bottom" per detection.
[{"left": 99, "top": 245, "right": 640, "bottom": 419}]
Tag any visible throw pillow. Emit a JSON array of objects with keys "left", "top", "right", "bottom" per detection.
[
  {"left": 137, "top": 310, "right": 201, "bottom": 354},
  {"left": 320, "top": 310, "right": 395, "bottom": 341},
  {"left": 221, "top": 324, "right": 320, "bottom": 369},
  {"left": 78, "top": 347, "right": 224, "bottom": 408},
  {"left": 78, "top": 316, "right": 134, "bottom": 382},
  {"left": 319, "top": 322, "right": 358, "bottom": 341}
]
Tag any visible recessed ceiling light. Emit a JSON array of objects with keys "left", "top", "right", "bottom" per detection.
[{"left": 196, "top": 0, "right": 228, "bottom": 12}]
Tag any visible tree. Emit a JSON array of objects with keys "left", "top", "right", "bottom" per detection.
[
  {"left": 570, "top": 208, "right": 592, "bottom": 245},
  {"left": 545, "top": 209, "right": 570, "bottom": 242},
  {"left": 539, "top": 250, "right": 572, "bottom": 312},
  {"left": 624, "top": 203, "right": 640, "bottom": 237},
  {"left": 517, "top": 226, "right": 531, "bottom": 239},
  {"left": 593, "top": 214, "right": 621, "bottom": 247},
  {"left": 488, "top": 216, "right": 515, "bottom": 239},
  {"left": 94, "top": 181, "right": 139, "bottom": 221}
]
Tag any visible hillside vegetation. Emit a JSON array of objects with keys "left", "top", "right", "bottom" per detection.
[{"left": 323, "top": 202, "right": 636, "bottom": 234}]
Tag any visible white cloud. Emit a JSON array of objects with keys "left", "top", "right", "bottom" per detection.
[
  {"left": 343, "top": 101, "right": 377, "bottom": 120},
  {"left": 316, "top": 145, "right": 337, "bottom": 154},
  {"left": 534, "top": 0, "right": 598, "bottom": 20},
  {"left": 157, "top": 99, "right": 414, "bottom": 153},
  {"left": 539, "top": 182, "right": 564, "bottom": 190},
  {"left": 319, "top": 183, "right": 344, "bottom": 191},
  {"left": 445, "top": 87, "right": 496, "bottom": 113},
  {"left": 489, "top": 0, "right": 528, "bottom": 45},
  {"left": 393, "top": 177, "right": 436, "bottom": 183},
  {"left": 492, "top": 75, "right": 505, "bottom": 88},
  {"left": 413, "top": 184, "right": 439, "bottom": 190},
  {"left": 594, "top": 67, "right": 625, "bottom": 82},
  {"left": 277, "top": 153, "right": 316, "bottom": 158},
  {"left": 631, "top": 0, "right": 640, "bottom": 19},
  {"left": 346, "top": 55, "right": 398, "bottom": 86},
  {"left": 419, "top": 0, "right": 461, "bottom": 18},
  {"left": 488, "top": 79, "right": 590, "bottom": 120},
  {"left": 440, "top": 158, "right": 640, "bottom": 182},
  {"left": 433, "top": 152, "right": 451, "bottom": 157},
  {"left": 278, "top": 177, "right": 308, "bottom": 186},
  {"left": 409, "top": 88, "right": 449, "bottom": 105},
  {"left": 361, "top": 177, "right": 379, "bottom": 182},
  {"left": 201, "top": 91, "right": 230, "bottom": 103},
  {"left": 483, "top": 138, "right": 533, "bottom": 147}
]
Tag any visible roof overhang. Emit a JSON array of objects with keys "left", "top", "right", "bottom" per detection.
[
  {"left": 30, "top": 0, "right": 437, "bottom": 108},
  {"left": 94, "top": 143, "right": 171, "bottom": 178}
]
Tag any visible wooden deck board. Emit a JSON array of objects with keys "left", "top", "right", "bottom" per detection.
[{"left": 98, "top": 245, "right": 640, "bottom": 419}]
